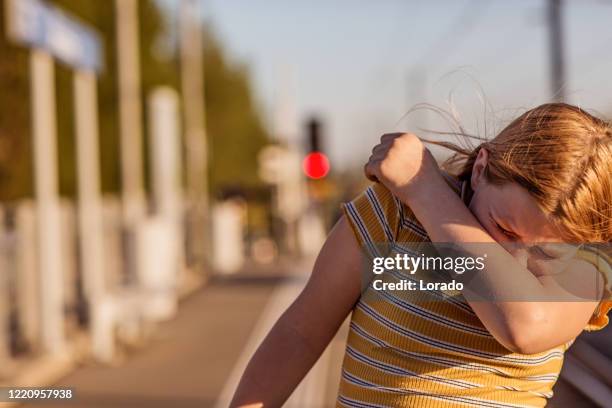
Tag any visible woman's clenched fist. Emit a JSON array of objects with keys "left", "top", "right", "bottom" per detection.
[{"left": 364, "top": 133, "right": 440, "bottom": 200}]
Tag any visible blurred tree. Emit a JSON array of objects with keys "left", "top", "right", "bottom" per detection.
[
  {"left": 0, "top": 0, "right": 269, "bottom": 201},
  {"left": 0, "top": 2, "right": 33, "bottom": 200},
  {"left": 51, "top": 0, "right": 179, "bottom": 197},
  {"left": 202, "top": 28, "right": 271, "bottom": 196}
]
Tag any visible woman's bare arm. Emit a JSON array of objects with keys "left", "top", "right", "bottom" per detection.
[
  {"left": 230, "top": 216, "right": 363, "bottom": 407},
  {"left": 402, "top": 171, "right": 601, "bottom": 354}
]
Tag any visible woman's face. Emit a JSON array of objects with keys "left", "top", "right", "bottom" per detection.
[
  {"left": 468, "top": 178, "right": 560, "bottom": 245},
  {"left": 467, "top": 149, "right": 577, "bottom": 275}
]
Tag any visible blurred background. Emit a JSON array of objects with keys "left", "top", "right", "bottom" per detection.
[{"left": 0, "top": 0, "right": 610, "bottom": 407}]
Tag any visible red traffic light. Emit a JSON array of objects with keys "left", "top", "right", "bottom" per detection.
[{"left": 302, "top": 152, "right": 330, "bottom": 179}]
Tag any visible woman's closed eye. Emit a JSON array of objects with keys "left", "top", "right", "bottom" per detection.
[{"left": 490, "top": 216, "right": 518, "bottom": 240}]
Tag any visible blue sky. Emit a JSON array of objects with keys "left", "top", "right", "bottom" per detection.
[{"left": 160, "top": 0, "right": 612, "bottom": 168}]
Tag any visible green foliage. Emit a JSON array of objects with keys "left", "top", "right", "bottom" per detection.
[
  {"left": 0, "top": 2, "right": 33, "bottom": 200},
  {"left": 50, "top": 0, "right": 179, "bottom": 196},
  {"left": 203, "top": 28, "right": 270, "bottom": 196},
  {"left": 0, "top": 0, "right": 270, "bottom": 201}
]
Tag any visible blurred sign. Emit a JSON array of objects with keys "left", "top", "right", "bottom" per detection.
[
  {"left": 5, "top": 0, "right": 102, "bottom": 72},
  {"left": 258, "top": 144, "right": 307, "bottom": 222},
  {"left": 258, "top": 144, "right": 289, "bottom": 184}
]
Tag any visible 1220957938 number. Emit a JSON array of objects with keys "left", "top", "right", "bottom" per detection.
[{"left": 2, "top": 388, "right": 74, "bottom": 401}]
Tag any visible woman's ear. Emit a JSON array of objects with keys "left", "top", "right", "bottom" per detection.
[{"left": 470, "top": 147, "right": 489, "bottom": 191}]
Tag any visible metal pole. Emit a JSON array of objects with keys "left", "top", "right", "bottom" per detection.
[
  {"left": 180, "top": 0, "right": 209, "bottom": 270},
  {"left": 30, "top": 49, "right": 66, "bottom": 355},
  {"left": 115, "top": 0, "right": 146, "bottom": 225},
  {"left": 547, "top": 0, "right": 565, "bottom": 102}
]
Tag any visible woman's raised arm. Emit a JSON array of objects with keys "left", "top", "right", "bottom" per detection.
[{"left": 365, "top": 133, "right": 603, "bottom": 354}]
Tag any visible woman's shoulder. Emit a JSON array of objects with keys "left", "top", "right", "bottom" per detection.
[{"left": 344, "top": 172, "right": 464, "bottom": 244}]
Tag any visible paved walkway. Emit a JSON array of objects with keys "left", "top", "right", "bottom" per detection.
[
  {"left": 21, "top": 273, "right": 278, "bottom": 407},
  {"left": 19, "top": 257, "right": 348, "bottom": 408}
]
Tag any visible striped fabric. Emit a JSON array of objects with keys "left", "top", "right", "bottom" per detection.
[{"left": 337, "top": 176, "right": 610, "bottom": 408}]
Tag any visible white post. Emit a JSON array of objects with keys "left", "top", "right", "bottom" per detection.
[
  {"left": 74, "top": 70, "right": 112, "bottom": 360},
  {"left": 138, "top": 87, "right": 183, "bottom": 319},
  {"left": 59, "top": 201, "right": 77, "bottom": 324},
  {"left": 149, "top": 88, "right": 182, "bottom": 223},
  {"left": 212, "top": 200, "right": 246, "bottom": 274},
  {"left": 30, "top": 49, "right": 65, "bottom": 355},
  {"left": 74, "top": 70, "right": 105, "bottom": 303},
  {"left": 16, "top": 202, "right": 40, "bottom": 351}
]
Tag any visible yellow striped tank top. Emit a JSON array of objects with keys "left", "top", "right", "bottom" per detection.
[{"left": 337, "top": 177, "right": 611, "bottom": 408}]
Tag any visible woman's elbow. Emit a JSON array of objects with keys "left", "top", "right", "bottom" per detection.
[
  {"left": 499, "top": 310, "right": 551, "bottom": 355},
  {"left": 501, "top": 331, "right": 548, "bottom": 355}
]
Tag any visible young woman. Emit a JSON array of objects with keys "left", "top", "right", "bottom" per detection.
[{"left": 230, "top": 103, "right": 611, "bottom": 407}]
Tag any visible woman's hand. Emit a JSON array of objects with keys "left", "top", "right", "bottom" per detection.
[{"left": 364, "top": 133, "right": 441, "bottom": 201}]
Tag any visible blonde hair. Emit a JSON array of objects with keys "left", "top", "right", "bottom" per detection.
[{"left": 429, "top": 103, "right": 612, "bottom": 243}]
